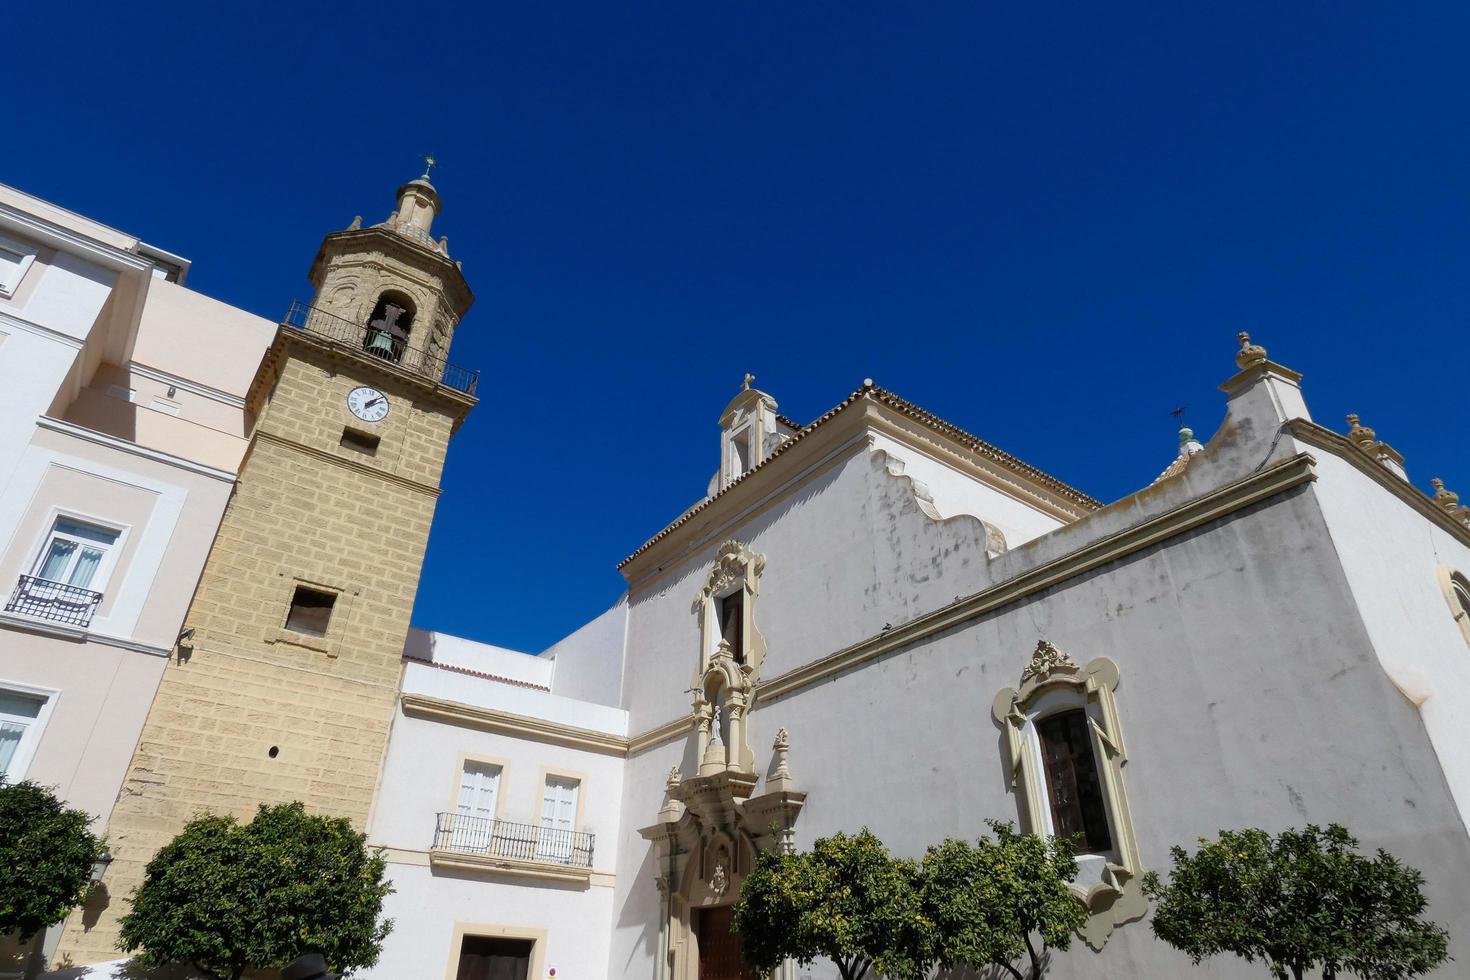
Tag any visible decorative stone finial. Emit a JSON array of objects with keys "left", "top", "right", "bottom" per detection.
[
  {"left": 1020, "top": 639, "right": 1079, "bottom": 684},
  {"left": 347, "top": 215, "right": 362, "bottom": 231},
  {"left": 1432, "top": 478, "right": 1461, "bottom": 511},
  {"left": 1346, "top": 413, "right": 1377, "bottom": 449},
  {"left": 742, "top": 372, "right": 756, "bottom": 391},
  {"left": 767, "top": 727, "right": 795, "bottom": 792},
  {"left": 1235, "top": 332, "right": 1268, "bottom": 369},
  {"left": 659, "top": 765, "right": 684, "bottom": 821}
]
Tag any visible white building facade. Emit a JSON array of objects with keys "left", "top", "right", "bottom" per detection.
[
  {"left": 366, "top": 336, "right": 1470, "bottom": 980},
  {"left": 0, "top": 185, "right": 275, "bottom": 976}
]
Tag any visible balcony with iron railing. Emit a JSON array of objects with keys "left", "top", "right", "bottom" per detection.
[
  {"left": 3, "top": 575, "right": 104, "bottom": 628},
  {"left": 430, "top": 813, "right": 596, "bottom": 881},
  {"left": 282, "top": 300, "right": 479, "bottom": 395}
]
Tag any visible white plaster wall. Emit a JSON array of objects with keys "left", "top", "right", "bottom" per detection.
[
  {"left": 868, "top": 432, "right": 1067, "bottom": 547},
  {"left": 371, "top": 705, "right": 626, "bottom": 861},
  {"left": 544, "top": 598, "right": 628, "bottom": 708},
  {"left": 364, "top": 862, "right": 616, "bottom": 980},
  {"left": 402, "top": 662, "right": 626, "bottom": 735},
  {"left": 1309, "top": 450, "right": 1470, "bottom": 830},
  {"left": 406, "top": 628, "right": 556, "bottom": 689},
  {"left": 609, "top": 478, "right": 1470, "bottom": 979},
  {"left": 0, "top": 635, "right": 165, "bottom": 824}
]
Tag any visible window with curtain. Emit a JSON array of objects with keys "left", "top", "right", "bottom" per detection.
[
  {"left": 33, "top": 518, "right": 120, "bottom": 591},
  {"left": 536, "top": 775, "right": 580, "bottom": 863},
  {"left": 1037, "top": 709, "right": 1114, "bottom": 853},
  {"left": 0, "top": 690, "right": 46, "bottom": 781}
]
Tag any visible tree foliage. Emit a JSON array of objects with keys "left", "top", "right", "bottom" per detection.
[
  {"left": 117, "top": 802, "right": 393, "bottom": 980},
  {"left": 1143, "top": 824, "right": 1450, "bottom": 980},
  {"left": 919, "top": 821, "right": 1086, "bottom": 980},
  {"left": 0, "top": 780, "right": 103, "bottom": 941},
  {"left": 733, "top": 829, "right": 931, "bottom": 980}
]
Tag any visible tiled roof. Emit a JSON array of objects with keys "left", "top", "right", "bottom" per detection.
[
  {"left": 617, "top": 382, "right": 1100, "bottom": 570},
  {"left": 402, "top": 655, "right": 553, "bottom": 693}
]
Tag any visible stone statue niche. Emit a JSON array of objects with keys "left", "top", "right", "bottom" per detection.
[{"left": 365, "top": 292, "right": 416, "bottom": 362}]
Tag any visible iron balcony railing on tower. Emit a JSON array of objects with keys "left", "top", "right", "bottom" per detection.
[
  {"left": 4, "top": 575, "right": 104, "bottom": 628},
  {"left": 432, "top": 812, "right": 595, "bottom": 868},
  {"left": 282, "top": 300, "right": 479, "bottom": 396}
]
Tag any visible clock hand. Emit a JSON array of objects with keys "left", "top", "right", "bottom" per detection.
[{"left": 365, "top": 397, "right": 384, "bottom": 408}]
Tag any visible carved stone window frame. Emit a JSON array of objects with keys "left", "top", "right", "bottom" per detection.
[
  {"left": 1436, "top": 566, "right": 1470, "bottom": 650},
  {"left": 691, "top": 541, "right": 767, "bottom": 775},
  {"left": 991, "top": 641, "right": 1146, "bottom": 948}
]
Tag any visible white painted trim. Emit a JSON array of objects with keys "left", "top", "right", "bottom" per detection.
[
  {"left": 0, "top": 444, "right": 191, "bottom": 645},
  {"left": 0, "top": 309, "right": 87, "bottom": 351},
  {"left": 0, "top": 231, "right": 38, "bottom": 298},
  {"left": 35, "top": 417, "right": 237, "bottom": 483},
  {"left": 0, "top": 203, "right": 151, "bottom": 275},
  {"left": 0, "top": 677, "right": 60, "bottom": 782},
  {"left": 128, "top": 362, "right": 246, "bottom": 410}
]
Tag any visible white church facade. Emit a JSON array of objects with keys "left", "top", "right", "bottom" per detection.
[
  {"left": 4, "top": 173, "right": 1467, "bottom": 980},
  {"left": 362, "top": 338, "right": 1470, "bottom": 979}
]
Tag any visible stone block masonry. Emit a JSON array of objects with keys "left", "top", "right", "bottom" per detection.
[{"left": 57, "top": 344, "right": 463, "bottom": 965}]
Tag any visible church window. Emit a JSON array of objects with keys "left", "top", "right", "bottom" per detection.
[
  {"left": 730, "top": 427, "right": 753, "bottom": 476},
  {"left": 284, "top": 586, "right": 336, "bottom": 637},
  {"left": 1439, "top": 567, "right": 1470, "bottom": 649},
  {"left": 992, "top": 643, "right": 1146, "bottom": 945},
  {"left": 1037, "top": 709, "right": 1113, "bottom": 852},
  {"left": 365, "top": 291, "right": 416, "bottom": 362},
  {"left": 717, "top": 589, "right": 744, "bottom": 662},
  {"left": 0, "top": 232, "right": 37, "bottom": 298}
]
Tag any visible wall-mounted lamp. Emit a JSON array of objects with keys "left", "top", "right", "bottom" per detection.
[
  {"left": 166, "top": 385, "right": 178, "bottom": 398},
  {"left": 90, "top": 849, "right": 113, "bottom": 885},
  {"left": 178, "top": 627, "right": 195, "bottom": 643}
]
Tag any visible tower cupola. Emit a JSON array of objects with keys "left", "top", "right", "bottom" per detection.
[{"left": 301, "top": 164, "right": 475, "bottom": 396}]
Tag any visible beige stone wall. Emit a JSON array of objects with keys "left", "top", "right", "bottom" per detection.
[{"left": 57, "top": 341, "right": 459, "bottom": 965}]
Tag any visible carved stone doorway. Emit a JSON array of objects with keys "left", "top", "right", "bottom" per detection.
[{"left": 695, "top": 905, "right": 755, "bottom": 980}]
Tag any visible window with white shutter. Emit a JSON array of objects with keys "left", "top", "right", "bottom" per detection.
[
  {"left": 536, "top": 775, "right": 580, "bottom": 863},
  {"left": 452, "top": 761, "right": 501, "bottom": 852}
]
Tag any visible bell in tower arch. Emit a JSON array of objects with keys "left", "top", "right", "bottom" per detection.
[{"left": 302, "top": 164, "right": 476, "bottom": 391}]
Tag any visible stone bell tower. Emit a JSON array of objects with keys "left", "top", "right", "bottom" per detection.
[{"left": 59, "top": 168, "right": 478, "bottom": 966}]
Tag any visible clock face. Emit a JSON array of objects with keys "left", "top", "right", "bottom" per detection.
[{"left": 346, "top": 386, "right": 390, "bottom": 423}]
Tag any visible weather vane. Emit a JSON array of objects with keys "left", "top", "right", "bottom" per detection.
[
  {"left": 1170, "top": 405, "right": 1188, "bottom": 426},
  {"left": 419, "top": 153, "right": 440, "bottom": 180}
]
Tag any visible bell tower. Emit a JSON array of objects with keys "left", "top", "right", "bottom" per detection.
[{"left": 59, "top": 170, "right": 478, "bottom": 966}]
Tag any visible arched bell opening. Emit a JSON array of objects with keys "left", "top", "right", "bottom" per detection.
[{"left": 364, "top": 290, "right": 417, "bottom": 362}]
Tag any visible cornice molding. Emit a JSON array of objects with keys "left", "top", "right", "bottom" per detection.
[
  {"left": 625, "top": 452, "right": 1318, "bottom": 755},
  {"left": 426, "top": 848, "right": 597, "bottom": 886},
  {"left": 0, "top": 612, "right": 172, "bottom": 657},
  {"left": 275, "top": 328, "right": 478, "bottom": 418},
  {"left": 252, "top": 429, "right": 441, "bottom": 497},
  {"left": 867, "top": 409, "right": 1091, "bottom": 524},
  {"left": 1287, "top": 420, "right": 1470, "bottom": 549},
  {"left": 129, "top": 361, "right": 246, "bottom": 409},
  {"left": 0, "top": 202, "right": 153, "bottom": 275},
  {"left": 0, "top": 310, "right": 87, "bottom": 350},
  {"left": 35, "top": 416, "right": 238, "bottom": 483},
  {"left": 400, "top": 694, "right": 628, "bottom": 755}
]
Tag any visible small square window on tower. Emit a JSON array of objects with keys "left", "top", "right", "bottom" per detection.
[{"left": 284, "top": 586, "right": 336, "bottom": 637}]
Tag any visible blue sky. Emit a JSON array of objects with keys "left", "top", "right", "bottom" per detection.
[{"left": 8, "top": 3, "right": 1468, "bottom": 651}]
